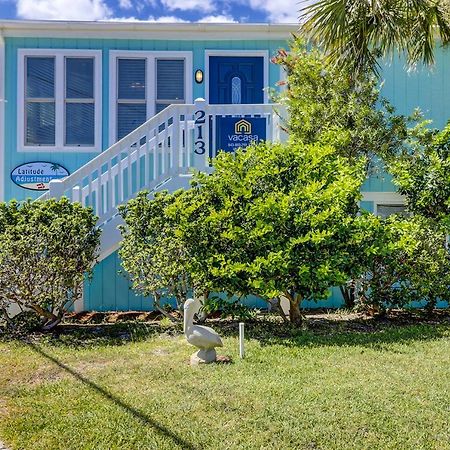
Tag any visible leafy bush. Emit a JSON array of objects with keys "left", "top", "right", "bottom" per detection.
[
  {"left": 171, "top": 140, "right": 366, "bottom": 324},
  {"left": 118, "top": 190, "right": 191, "bottom": 320},
  {"left": 355, "top": 215, "right": 450, "bottom": 314},
  {"left": 8, "top": 311, "right": 42, "bottom": 334},
  {"left": 0, "top": 198, "right": 100, "bottom": 331},
  {"left": 272, "top": 36, "right": 415, "bottom": 167},
  {"left": 389, "top": 124, "right": 450, "bottom": 226},
  {"left": 272, "top": 38, "right": 450, "bottom": 313},
  {"left": 200, "top": 296, "right": 257, "bottom": 321}
]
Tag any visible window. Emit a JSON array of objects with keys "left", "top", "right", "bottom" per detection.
[
  {"left": 156, "top": 59, "right": 185, "bottom": 113},
  {"left": 65, "top": 58, "right": 95, "bottom": 146},
  {"left": 25, "top": 57, "right": 55, "bottom": 146},
  {"left": 18, "top": 50, "right": 102, "bottom": 152},
  {"left": 376, "top": 204, "right": 408, "bottom": 218},
  {"left": 231, "top": 76, "right": 242, "bottom": 104},
  {"left": 110, "top": 51, "right": 192, "bottom": 144},
  {"left": 117, "top": 58, "right": 147, "bottom": 141}
]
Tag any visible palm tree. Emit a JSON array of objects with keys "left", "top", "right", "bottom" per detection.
[
  {"left": 50, "top": 163, "right": 61, "bottom": 175},
  {"left": 299, "top": 0, "right": 450, "bottom": 77}
]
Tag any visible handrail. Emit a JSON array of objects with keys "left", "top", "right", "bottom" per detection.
[{"left": 39, "top": 102, "right": 190, "bottom": 201}]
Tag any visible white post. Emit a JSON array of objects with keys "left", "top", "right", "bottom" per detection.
[
  {"left": 193, "top": 98, "right": 209, "bottom": 171},
  {"left": 72, "top": 185, "right": 82, "bottom": 204},
  {"left": 239, "top": 322, "right": 245, "bottom": 359},
  {"left": 272, "top": 108, "right": 280, "bottom": 142},
  {"left": 49, "top": 179, "right": 65, "bottom": 199},
  {"left": 171, "top": 110, "right": 180, "bottom": 174}
]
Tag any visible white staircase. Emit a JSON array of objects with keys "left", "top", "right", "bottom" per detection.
[{"left": 40, "top": 99, "right": 285, "bottom": 262}]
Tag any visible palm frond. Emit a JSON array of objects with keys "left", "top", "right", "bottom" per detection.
[{"left": 299, "top": 0, "right": 450, "bottom": 77}]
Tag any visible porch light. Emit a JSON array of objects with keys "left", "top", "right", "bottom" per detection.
[{"left": 195, "top": 69, "right": 204, "bottom": 84}]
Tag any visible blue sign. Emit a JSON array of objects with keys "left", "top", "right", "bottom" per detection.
[
  {"left": 11, "top": 162, "right": 69, "bottom": 191},
  {"left": 216, "top": 117, "right": 267, "bottom": 152}
]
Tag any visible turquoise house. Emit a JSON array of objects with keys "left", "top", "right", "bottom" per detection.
[{"left": 0, "top": 20, "right": 448, "bottom": 311}]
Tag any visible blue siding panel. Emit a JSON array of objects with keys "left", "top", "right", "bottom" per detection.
[{"left": 360, "top": 201, "right": 375, "bottom": 214}]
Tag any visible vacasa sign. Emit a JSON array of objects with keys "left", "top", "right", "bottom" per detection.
[
  {"left": 11, "top": 162, "right": 70, "bottom": 191},
  {"left": 217, "top": 117, "right": 266, "bottom": 152}
]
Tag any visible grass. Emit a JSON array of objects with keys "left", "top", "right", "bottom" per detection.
[{"left": 0, "top": 315, "right": 449, "bottom": 450}]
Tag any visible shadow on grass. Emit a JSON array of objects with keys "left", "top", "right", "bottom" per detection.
[{"left": 25, "top": 341, "right": 198, "bottom": 450}]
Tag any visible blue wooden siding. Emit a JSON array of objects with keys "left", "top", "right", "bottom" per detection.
[
  {"left": 84, "top": 252, "right": 346, "bottom": 312},
  {"left": 5, "top": 36, "right": 450, "bottom": 311},
  {"left": 85, "top": 251, "right": 156, "bottom": 312}
]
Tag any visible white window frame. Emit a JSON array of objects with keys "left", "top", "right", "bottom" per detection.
[
  {"left": 109, "top": 50, "right": 193, "bottom": 146},
  {"left": 204, "top": 50, "right": 270, "bottom": 104},
  {"left": 17, "top": 49, "right": 102, "bottom": 153}
]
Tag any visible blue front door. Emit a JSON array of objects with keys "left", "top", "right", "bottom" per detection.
[{"left": 209, "top": 56, "right": 265, "bottom": 104}]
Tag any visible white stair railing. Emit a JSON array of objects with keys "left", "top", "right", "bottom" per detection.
[
  {"left": 40, "top": 103, "right": 197, "bottom": 226},
  {"left": 40, "top": 98, "right": 286, "bottom": 260}
]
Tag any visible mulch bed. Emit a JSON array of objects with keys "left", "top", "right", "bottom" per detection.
[{"left": 63, "top": 308, "right": 450, "bottom": 333}]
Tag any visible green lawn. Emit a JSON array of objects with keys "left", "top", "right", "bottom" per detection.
[{"left": 0, "top": 317, "right": 449, "bottom": 450}]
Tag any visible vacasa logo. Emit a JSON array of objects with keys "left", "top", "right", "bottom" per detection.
[
  {"left": 218, "top": 116, "right": 266, "bottom": 152},
  {"left": 234, "top": 119, "right": 252, "bottom": 134}
]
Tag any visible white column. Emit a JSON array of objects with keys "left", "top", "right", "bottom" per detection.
[
  {"left": 49, "top": 179, "right": 65, "bottom": 199},
  {"left": 193, "top": 97, "right": 209, "bottom": 171},
  {"left": 72, "top": 185, "right": 82, "bottom": 204}
]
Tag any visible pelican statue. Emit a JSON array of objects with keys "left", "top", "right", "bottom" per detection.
[{"left": 184, "top": 297, "right": 223, "bottom": 365}]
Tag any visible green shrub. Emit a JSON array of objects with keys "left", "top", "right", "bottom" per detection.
[
  {"left": 355, "top": 215, "right": 450, "bottom": 314},
  {"left": 8, "top": 311, "right": 42, "bottom": 334},
  {"left": 0, "top": 198, "right": 100, "bottom": 331},
  {"left": 118, "top": 190, "right": 191, "bottom": 320},
  {"left": 201, "top": 296, "right": 257, "bottom": 321},
  {"left": 272, "top": 36, "right": 415, "bottom": 167},
  {"left": 171, "top": 140, "right": 366, "bottom": 324},
  {"left": 389, "top": 124, "right": 450, "bottom": 225}
]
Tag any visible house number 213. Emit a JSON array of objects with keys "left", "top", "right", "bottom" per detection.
[{"left": 194, "top": 110, "right": 206, "bottom": 155}]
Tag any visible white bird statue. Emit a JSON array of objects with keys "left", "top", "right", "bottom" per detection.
[{"left": 184, "top": 297, "right": 223, "bottom": 365}]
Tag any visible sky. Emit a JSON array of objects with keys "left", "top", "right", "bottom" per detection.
[{"left": 0, "top": 0, "right": 301, "bottom": 23}]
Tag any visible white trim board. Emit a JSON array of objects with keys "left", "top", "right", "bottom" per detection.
[
  {"left": 0, "top": 21, "right": 297, "bottom": 40},
  {"left": 17, "top": 48, "right": 102, "bottom": 153},
  {"left": 108, "top": 50, "right": 193, "bottom": 147},
  {"left": 204, "top": 50, "right": 270, "bottom": 104},
  {"left": 0, "top": 33, "right": 5, "bottom": 201},
  {"left": 361, "top": 191, "right": 405, "bottom": 203}
]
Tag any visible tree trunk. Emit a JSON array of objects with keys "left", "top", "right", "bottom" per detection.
[
  {"left": 153, "top": 293, "right": 179, "bottom": 323},
  {"left": 28, "top": 303, "right": 58, "bottom": 324},
  {"left": 339, "top": 284, "right": 356, "bottom": 309},
  {"left": 289, "top": 301, "right": 302, "bottom": 325},
  {"left": 42, "top": 317, "right": 63, "bottom": 331},
  {"left": 425, "top": 297, "right": 437, "bottom": 317},
  {"left": 285, "top": 291, "right": 302, "bottom": 325}
]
